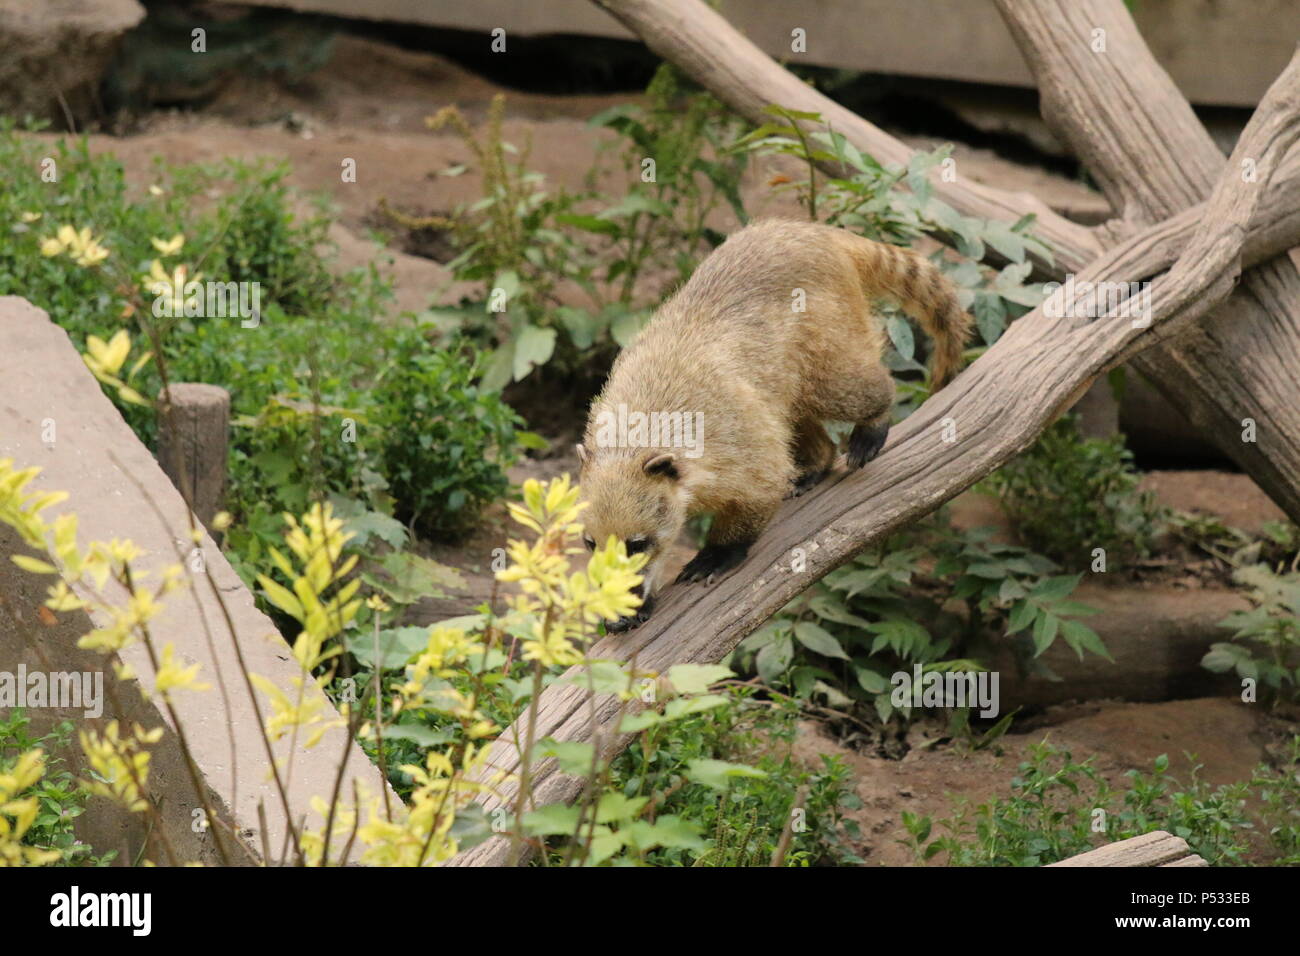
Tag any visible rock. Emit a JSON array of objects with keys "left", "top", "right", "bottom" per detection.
[
  {"left": 0, "top": 0, "right": 144, "bottom": 123},
  {"left": 325, "top": 221, "right": 476, "bottom": 319}
]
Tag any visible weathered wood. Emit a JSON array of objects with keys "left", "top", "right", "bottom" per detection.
[
  {"left": 996, "top": 0, "right": 1300, "bottom": 525},
  {"left": 156, "top": 383, "right": 230, "bottom": 529},
  {"left": 447, "top": 51, "right": 1300, "bottom": 866},
  {"left": 1049, "top": 830, "right": 1205, "bottom": 867}
]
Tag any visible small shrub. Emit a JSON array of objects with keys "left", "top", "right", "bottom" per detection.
[
  {"left": 0, "top": 711, "right": 115, "bottom": 866},
  {"left": 0, "top": 128, "right": 523, "bottom": 592},
  {"left": 731, "top": 514, "right": 1107, "bottom": 732},
  {"left": 371, "top": 333, "right": 522, "bottom": 538},
  {"left": 607, "top": 688, "right": 862, "bottom": 866},
  {"left": 983, "top": 414, "right": 1167, "bottom": 569},
  {"left": 903, "top": 743, "right": 1255, "bottom": 866}
]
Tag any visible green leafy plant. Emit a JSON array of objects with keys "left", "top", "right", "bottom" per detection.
[
  {"left": 1251, "top": 736, "right": 1300, "bottom": 864},
  {"left": 585, "top": 64, "right": 749, "bottom": 299},
  {"left": 0, "top": 129, "right": 523, "bottom": 602},
  {"left": 605, "top": 683, "right": 861, "bottom": 866},
  {"left": 411, "top": 69, "right": 750, "bottom": 391},
  {"left": 0, "top": 710, "right": 115, "bottom": 866},
  {"left": 1203, "top": 564, "right": 1300, "bottom": 705},
  {"left": 903, "top": 742, "right": 1256, "bottom": 866},
  {"left": 731, "top": 514, "right": 1107, "bottom": 731},
  {"left": 370, "top": 332, "right": 524, "bottom": 538}
]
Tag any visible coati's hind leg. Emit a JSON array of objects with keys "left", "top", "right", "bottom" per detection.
[
  {"left": 787, "top": 420, "right": 836, "bottom": 498},
  {"left": 804, "top": 343, "right": 897, "bottom": 469},
  {"left": 677, "top": 488, "right": 783, "bottom": 584}
]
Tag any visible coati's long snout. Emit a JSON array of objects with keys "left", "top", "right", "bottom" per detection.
[{"left": 578, "top": 219, "right": 973, "bottom": 631}]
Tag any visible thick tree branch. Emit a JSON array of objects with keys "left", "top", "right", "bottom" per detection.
[
  {"left": 996, "top": 0, "right": 1222, "bottom": 223},
  {"left": 448, "top": 49, "right": 1300, "bottom": 866},
  {"left": 995, "top": 0, "right": 1300, "bottom": 524}
]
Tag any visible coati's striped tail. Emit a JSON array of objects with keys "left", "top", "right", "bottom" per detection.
[{"left": 846, "top": 236, "right": 974, "bottom": 389}]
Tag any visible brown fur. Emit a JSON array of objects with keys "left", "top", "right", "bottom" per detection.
[{"left": 577, "top": 219, "right": 972, "bottom": 628}]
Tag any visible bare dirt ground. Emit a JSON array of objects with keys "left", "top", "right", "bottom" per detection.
[{"left": 42, "top": 30, "right": 1295, "bottom": 864}]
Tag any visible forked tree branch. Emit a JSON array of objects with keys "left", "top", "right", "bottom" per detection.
[
  {"left": 447, "top": 47, "right": 1300, "bottom": 867},
  {"left": 994, "top": 1, "right": 1300, "bottom": 524}
]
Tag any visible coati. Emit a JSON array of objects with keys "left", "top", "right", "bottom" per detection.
[{"left": 576, "top": 218, "right": 972, "bottom": 631}]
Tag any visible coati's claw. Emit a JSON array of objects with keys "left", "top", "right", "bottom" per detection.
[
  {"left": 607, "top": 593, "right": 655, "bottom": 633},
  {"left": 787, "top": 468, "right": 830, "bottom": 498},
  {"left": 676, "top": 541, "right": 752, "bottom": 584},
  {"left": 847, "top": 421, "right": 890, "bottom": 469}
]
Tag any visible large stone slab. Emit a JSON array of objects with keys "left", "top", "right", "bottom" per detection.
[{"left": 0, "top": 296, "right": 394, "bottom": 865}]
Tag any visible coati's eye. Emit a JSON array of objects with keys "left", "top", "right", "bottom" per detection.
[
  {"left": 626, "top": 536, "right": 653, "bottom": 555},
  {"left": 583, "top": 534, "right": 596, "bottom": 552}
]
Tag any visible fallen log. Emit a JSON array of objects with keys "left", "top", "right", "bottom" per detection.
[{"left": 1049, "top": 830, "right": 1207, "bottom": 867}]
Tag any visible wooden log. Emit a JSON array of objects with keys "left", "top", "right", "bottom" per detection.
[
  {"left": 1049, "top": 830, "right": 1200, "bottom": 867},
  {"left": 447, "top": 52, "right": 1300, "bottom": 866},
  {"left": 156, "top": 383, "right": 230, "bottom": 529}
]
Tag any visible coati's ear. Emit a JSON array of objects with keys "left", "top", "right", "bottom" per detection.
[
  {"left": 575, "top": 443, "right": 588, "bottom": 465},
  {"left": 642, "top": 452, "right": 679, "bottom": 480}
]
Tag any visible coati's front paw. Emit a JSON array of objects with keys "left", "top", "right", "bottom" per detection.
[
  {"left": 607, "top": 593, "right": 655, "bottom": 633},
  {"left": 847, "top": 421, "right": 890, "bottom": 469},
  {"left": 787, "top": 468, "right": 829, "bottom": 498},
  {"left": 676, "top": 541, "right": 752, "bottom": 584}
]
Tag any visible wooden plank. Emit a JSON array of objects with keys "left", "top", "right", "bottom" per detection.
[{"left": 156, "top": 383, "right": 230, "bottom": 530}]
